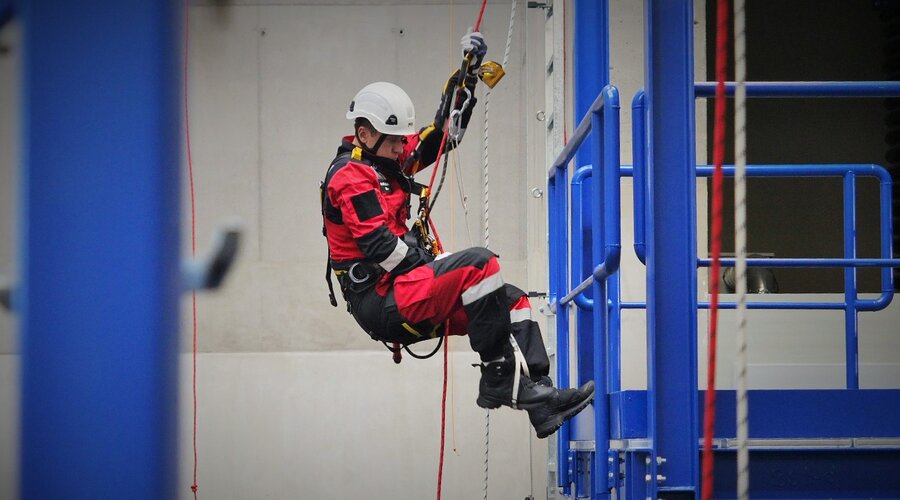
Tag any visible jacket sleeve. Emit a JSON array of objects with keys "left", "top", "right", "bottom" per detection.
[{"left": 328, "top": 162, "right": 433, "bottom": 275}]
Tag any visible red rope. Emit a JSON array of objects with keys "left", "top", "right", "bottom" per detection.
[
  {"left": 436, "top": 321, "right": 450, "bottom": 500},
  {"left": 702, "top": 0, "right": 729, "bottom": 499},
  {"left": 473, "top": 0, "right": 488, "bottom": 31},
  {"left": 434, "top": 4, "right": 488, "bottom": 498},
  {"left": 426, "top": 0, "right": 489, "bottom": 256},
  {"left": 183, "top": 1, "right": 200, "bottom": 497}
]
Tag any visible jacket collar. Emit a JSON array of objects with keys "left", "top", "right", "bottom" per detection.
[{"left": 338, "top": 136, "right": 402, "bottom": 173}]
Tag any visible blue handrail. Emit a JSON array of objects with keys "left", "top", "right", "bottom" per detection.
[
  {"left": 695, "top": 81, "right": 900, "bottom": 98},
  {"left": 570, "top": 166, "right": 595, "bottom": 311},
  {"left": 629, "top": 81, "right": 900, "bottom": 390},
  {"left": 552, "top": 75, "right": 900, "bottom": 494},
  {"left": 631, "top": 92, "right": 648, "bottom": 264},
  {"left": 547, "top": 84, "right": 620, "bottom": 496},
  {"left": 550, "top": 86, "right": 622, "bottom": 311}
]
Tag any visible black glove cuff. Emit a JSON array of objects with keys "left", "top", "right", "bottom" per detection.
[{"left": 458, "top": 96, "right": 478, "bottom": 131}]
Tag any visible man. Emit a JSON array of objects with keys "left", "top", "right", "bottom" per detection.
[{"left": 321, "top": 31, "right": 593, "bottom": 439}]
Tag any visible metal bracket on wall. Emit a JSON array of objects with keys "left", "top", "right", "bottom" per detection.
[
  {"left": 182, "top": 221, "right": 242, "bottom": 291},
  {"left": 0, "top": 275, "right": 10, "bottom": 311},
  {"left": 0, "top": 221, "right": 243, "bottom": 313}
]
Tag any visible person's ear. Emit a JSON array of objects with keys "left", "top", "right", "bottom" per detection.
[{"left": 357, "top": 126, "right": 373, "bottom": 145}]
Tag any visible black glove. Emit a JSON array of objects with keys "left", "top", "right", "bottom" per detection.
[
  {"left": 402, "top": 228, "right": 422, "bottom": 249},
  {"left": 434, "top": 69, "right": 478, "bottom": 128}
]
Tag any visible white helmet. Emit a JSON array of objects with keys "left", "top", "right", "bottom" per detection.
[{"left": 346, "top": 82, "right": 416, "bottom": 136}]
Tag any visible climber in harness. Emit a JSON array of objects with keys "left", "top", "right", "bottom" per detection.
[{"left": 320, "top": 30, "right": 594, "bottom": 439}]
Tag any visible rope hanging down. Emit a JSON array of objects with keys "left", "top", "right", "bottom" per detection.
[
  {"left": 478, "top": 2, "right": 519, "bottom": 498},
  {"left": 733, "top": 0, "right": 750, "bottom": 497},
  {"left": 701, "top": 0, "right": 729, "bottom": 498},
  {"left": 183, "top": 0, "right": 200, "bottom": 497},
  {"left": 481, "top": 0, "right": 516, "bottom": 248},
  {"left": 436, "top": 5, "right": 490, "bottom": 500}
]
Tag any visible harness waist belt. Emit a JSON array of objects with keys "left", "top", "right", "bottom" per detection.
[{"left": 331, "top": 260, "right": 383, "bottom": 290}]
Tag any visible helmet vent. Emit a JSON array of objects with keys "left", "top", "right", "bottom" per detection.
[
  {"left": 349, "top": 101, "right": 355, "bottom": 112},
  {"left": 385, "top": 114, "right": 398, "bottom": 125}
]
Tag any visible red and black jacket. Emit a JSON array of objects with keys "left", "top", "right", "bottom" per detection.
[
  {"left": 321, "top": 128, "right": 447, "bottom": 303},
  {"left": 322, "top": 75, "right": 478, "bottom": 306}
]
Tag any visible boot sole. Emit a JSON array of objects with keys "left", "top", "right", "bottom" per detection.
[
  {"left": 534, "top": 388, "right": 596, "bottom": 439},
  {"left": 476, "top": 396, "right": 502, "bottom": 409},
  {"left": 476, "top": 395, "right": 553, "bottom": 410}
]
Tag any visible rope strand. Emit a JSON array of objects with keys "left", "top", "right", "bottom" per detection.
[
  {"left": 183, "top": 0, "right": 200, "bottom": 497},
  {"left": 733, "top": 0, "right": 750, "bottom": 497},
  {"left": 436, "top": 5, "right": 489, "bottom": 499},
  {"left": 701, "top": 0, "right": 730, "bottom": 498},
  {"left": 482, "top": 410, "right": 490, "bottom": 500},
  {"left": 481, "top": 0, "right": 517, "bottom": 248}
]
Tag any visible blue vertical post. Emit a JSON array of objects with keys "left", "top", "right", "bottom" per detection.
[
  {"left": 550, "top": 169, "right": 573, "bottom": 490},
  {"left": 590, "top": 105, "right": 610, "bottom": 499},
  {"left": 20, "top": 2, "right": 181, "bottom": 499},
  {"left": 569, "top": 1, "right": 609, "bottom": 494},
  {"left": 573, "top": 0, "right": 609, "bottom": 392},
  {"left": 574, "top": 0, "right": 609, "bottom": 170},
  {"left": 591, "top": 88, "right": 620, "bottom": 499},
  {"left": 645, "top": 0, "right": 699, "bottom": 495},
  {"left": 843, "top": 173, "right": 859, "bottom": 389}
]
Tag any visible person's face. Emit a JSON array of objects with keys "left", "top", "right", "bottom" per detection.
[{"left": 359, "top": 126, "right": 406, "bottom": 160}]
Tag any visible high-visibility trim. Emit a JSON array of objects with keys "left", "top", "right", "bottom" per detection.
[
  {"left": 419, "top": 123, "right": 437, "bottom": 141},
  {"left": 460, "top": 271, "right": 503, "bottom": 305},
  {"left": 401, "top": 322, "right": 441, "bottom": 339},
  {"left": 378, "top": 237, "right": 409, "bottom": 273},
  {"left": 401, "top": 323, "right": 422, "bottom": 337},
  {"left": 510, "top": 308, "right": 532, "bottom": 324}
]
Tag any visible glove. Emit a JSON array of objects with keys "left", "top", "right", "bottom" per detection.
[
  {"left": 434, "top": 69, "right": 478, "bottom": 127},
  {"left": 402, "top": 228, "right": 421, "bottom": 249},
  {"left": 460, "top": 29, "right": 487, "bottom": 67}
]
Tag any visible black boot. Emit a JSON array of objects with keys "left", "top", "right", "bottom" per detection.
[
  {"left": 476, "top": 356, "right": 556, "bottom": 410},
  {"left": 526, "top": 376, "right": 595, "bottom": 439}
]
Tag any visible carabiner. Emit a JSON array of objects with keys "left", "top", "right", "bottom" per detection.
[{"left": 448, "top": 87, "right": 473, "bottom": 141}]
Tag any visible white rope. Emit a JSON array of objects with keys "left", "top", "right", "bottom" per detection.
[
  {"left": 482, "top": 409, "right": 489, "bottom": 500},
  {"left": 481, "top": 0, "right": 517, "bottom": 248},
  {"left": 451, "top": 147, "right": 476, "bottom": 246},
  {"left": 478, "top": 3, "right": 518, "bottom": 499},
  {"left": 733, "top": 0, "right": 749, "bottom": 498}
]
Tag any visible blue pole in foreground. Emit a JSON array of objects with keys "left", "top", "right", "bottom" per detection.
[
  {"left": 645, "top": 0, "right": 699, "bottom": 495},
  {"left": 20, "top": 2, "right": 180, "bottom": 498}
]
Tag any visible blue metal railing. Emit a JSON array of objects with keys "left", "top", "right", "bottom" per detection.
[
  {"left": 548, "top": 84, "right": 620, "bottom": 496},
  {"left": 551, "top": 79, "right": 900, "bottom": 497},
  {"left": 695, "top": 81, "right": 900, "bottom": 98},
  {"left": 628, "top": 82, "right": 900, "bottom": 391}
]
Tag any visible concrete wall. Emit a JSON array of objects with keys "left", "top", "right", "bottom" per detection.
[
  {"left": 173, "top": 3, "right": 554, "bottom": 497},
  {"left": 0, "top": 1, "right": 897, "bottom": 500},
  {"left": 0, "top": 18, "right": 19, "bottom": 500}
]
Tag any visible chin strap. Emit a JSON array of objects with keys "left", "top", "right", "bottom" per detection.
[{"left": 354, "top": 129, "right": 388, "bottom": 156}]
